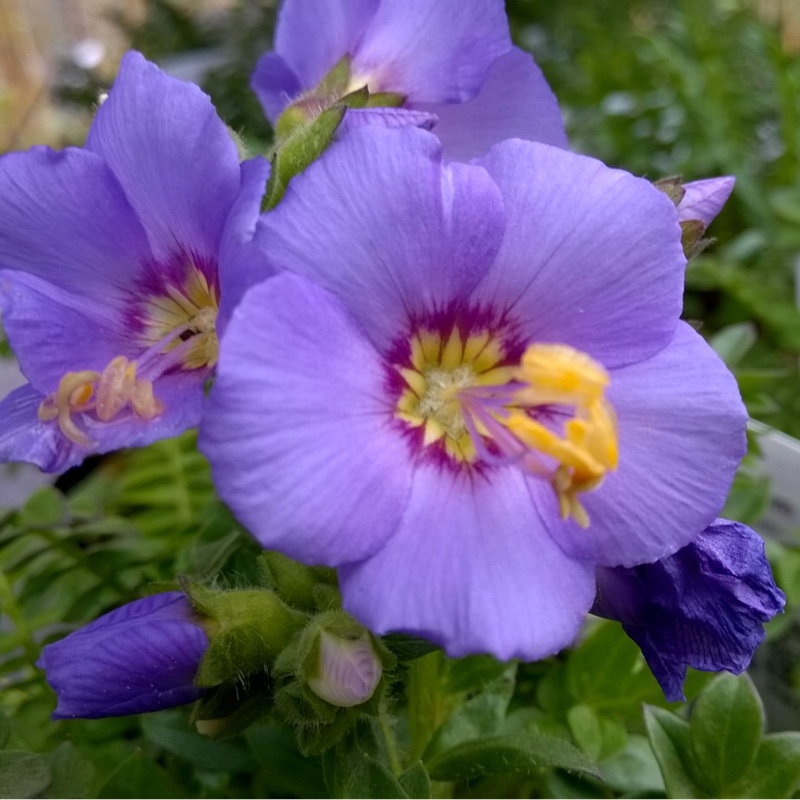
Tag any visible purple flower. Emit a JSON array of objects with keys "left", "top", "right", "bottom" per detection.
[
  {"left": 38, "top": 592, "right": 208, "bottom": 719},
  {"left": 200, "top": 127, "right": 746, "bottom": 660},
  {"left": 593, "top": 519, "right": 785, "bottom": 702},
  {"left": 0, "top": 51, "right": 269, "bottom": 472},
  {"left": 252, "top": 0, "right": 567, "bottom": 160}
]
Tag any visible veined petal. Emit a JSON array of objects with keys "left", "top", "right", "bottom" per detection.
[
  {"left": 353, "top": 0, "right": 511, "bottom": 103},
  {"left": 594, "top": 519, "right": 784, "bottom": 702},
  {"left": 0, "top": 270, "right": 134, "bottom": 392},
  {"left": 250, "top": 52, "right": 304, "bottom": 124},
  {"left": 86, "top": 51, "right": 240, "bottom": 261},
  {"left": 200, "top": 273, "right": 413, "bottom": 565},
  {"left": 340, "top": 464, "right": 596, "bottom": 660},
  {"left": 474, "top": 139, "right": 685, "bottom": 369},
  {"left": 254, "top": 126, "right": 504, "bottom": 350},
  {"left": 217, "top": 157, "right": 273, "bottom": 337},
  {"left": 274, "top": 0, "right": 379, "bottom": 89},
  {"left": 0, "top": 146, "right": 149, "bottom": 302},
  {"left": 38, "top": 592, "right": 207, "bottom": 719},
  {"left": 0, "top": 372, "right": 203, "bottom": 474},
  {"left": 552, "top": 323, "right": 747, "bottom": 567},
  {"left": 415, "top": 47, "right": 568, "bottom": 161}
]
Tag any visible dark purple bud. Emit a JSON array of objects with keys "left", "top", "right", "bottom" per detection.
[
  {"left": 37, "top": 592, "right": 209, "bottom": 719},
  {"left": 593, "top": 519, "right": 785, "bottom": 702}
]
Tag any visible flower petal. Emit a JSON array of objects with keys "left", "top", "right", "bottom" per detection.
[
  {"left": 553, "top": 323, "right": 747, "bottom": 567},
  {"left": 0, "top": 146, "right": 149, "bottom": 302},
  {"left": 254, "top": 126, "right": 505, "bottom": 350},
  {"left": 200, "top": 273, "right": 413, "bottom": 565},
  {"left": 86, "top": 51, "right": 240, "bottom": 261},
  {"left": 250, "top": 52, "right": 305, "bottom": 124},
  {"left": 217, "top": 157, "right": 273, "bottom": 337},
  {"left": 340, "top": 464, "right": 596, "bottom": 661},
  {"left": 474, "top": 139, "right": 685, "bottom": 368},
  {"left": 593, "top": 519, "right": 785, "bottom": 702},
  {"left": 273, "top": 0, "right": 379, "bottom": 89},
  {"left": 38, "top": 592, "right": 207, "bottom": 719},
  {"left": 353, "top": 0, "right": 511, "bottom": 103},
  {"left": 415, "top": 48, "right": 568, "bottom": 161},
  {"left": 0, "top": 270, "right": 133, "bottom": 392}
]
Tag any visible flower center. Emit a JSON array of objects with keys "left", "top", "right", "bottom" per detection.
[
  {"left": 140, "top": 266, "right": 219, "bottom": 370},
  {"left": 395, "top": 327, "right": 618, "bottom": 527}
]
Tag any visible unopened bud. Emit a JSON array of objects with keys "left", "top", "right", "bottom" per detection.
[{"left": 306, "top": 630, "right": 382, "bottom": 708}]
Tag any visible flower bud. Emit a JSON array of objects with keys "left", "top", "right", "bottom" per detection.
[
  {"left": 37, "top": 592, "right": 208, "bottom": 719},
  {"left": 306, "top": 630, "right": 383, "bottom": 708}
]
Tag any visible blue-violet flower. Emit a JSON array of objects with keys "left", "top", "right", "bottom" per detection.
[
  {"left": 0, "top": 51, "right": 268, "bottom": 472},
  {"left": 593, "top": 518, "right": 785, "bottom": 702},
  {"left": 200, "top": 127, "right": 747, "bottom": 660}
]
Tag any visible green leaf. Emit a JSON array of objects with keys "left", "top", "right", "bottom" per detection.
[
  {"left": 0, "top": 750, "right": 52, "bottom": 799},
  {"left": 425, "top": 732, "right": 600, "bottom": 782},
  {"left": 140, "top": 711, "right": 254, "bottom": 771},
  {"left": 42, "top": 742, "right": 96, "bottom": 799},
  {"left": 397, "top": 761, "right": 431, "bottom": 799},
  {"left": 337, "top": 755, "right": 407, "bottom": 799},
  {"left": 729, "top": 732, "right": 800, "bottom": 798},
  {"left": 689, "top": 673, "right": 764, "bottom": 792},
  {"left": 423, "top": 665, "right": 516, "bottom": 762},
  {"left": 567, "top": 704, "right": 603, "bottom": 761},
  {"left": 600, "top": 734, "right": 665, "bottom": 796},
  {"left": 246, "top": 720, "right": 327, "bottom": 799},
  {"left": 644, "top": 705, "right": 703, "bottom": 799},
  {"left": 709, "top": 322, "right": 758, "bottom": 367},
  {"left": 18, "top": 487, "right": 68, "bottom": 528},
  {"left": 0, "top": 707, "right": 9, "bottom": 749},
  {"left": 566, "top": 621, "right": 660, "bottom": 710}
]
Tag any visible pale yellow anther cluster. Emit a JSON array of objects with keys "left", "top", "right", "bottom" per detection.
[
  {"left": 395, "top": 328, "right": 618, "bottom": 528},
  {"left": 37, "top": 355, "right": 162, "bottom": 447},
  {"left": 141, "top": 266, "right": 220, "bottom": 369},
  {"left": 395, "top": 327, "right": 515, "bottom": 463}
]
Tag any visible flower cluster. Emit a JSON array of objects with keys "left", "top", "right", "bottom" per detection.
[{"left": 0, "top": 0, "right": 783, "bottom": 720}]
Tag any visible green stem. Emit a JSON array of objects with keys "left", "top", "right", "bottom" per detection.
[{"left": 378, "top": 702, "right": 403, "bottom": 777}]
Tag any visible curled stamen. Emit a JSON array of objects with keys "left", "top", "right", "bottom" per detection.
[{"left": 37, "top": 356, "right": 164, "bottom": 447}]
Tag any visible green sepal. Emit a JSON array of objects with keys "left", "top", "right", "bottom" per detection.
[
  {"left": 264, "top": 104, "right": 347, "bottom": 211},
  {"left": 339, "top": 85, "right": 370, "bottom": 109},
  {"left": 316, "top": 54, "right": 353, "bottom": 98},
  {"left": 367, "top": 91, "right": 406, "bottom": 108},
  {"left": 182, "top": 580, "right": 307, "bottom": 687},
  {"left": 257, "top": 550, "right": 338, "bottom": 612}
]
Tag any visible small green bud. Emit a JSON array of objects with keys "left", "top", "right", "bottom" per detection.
[{"left": 306, "top": 630, "right": 383, "bottom": 708}]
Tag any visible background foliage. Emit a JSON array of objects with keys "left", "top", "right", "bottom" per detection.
[{"left": 2, "top": 0, "right": 800, "bottom": 796}]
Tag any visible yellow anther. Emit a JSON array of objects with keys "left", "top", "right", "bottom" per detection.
[{"left": 141, "top": 264, "right": 219, "bottom": 370}]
